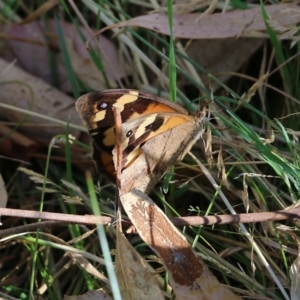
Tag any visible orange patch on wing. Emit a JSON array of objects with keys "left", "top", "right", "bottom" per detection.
[
  {"left": 125, "top": 104, "right": 178, "bottom": 121},
  {"left": 124, "top": 103, "right": 179, "bottom": 122},
  {"left": 146, "top": 115, "right": 192, "bottom": 141},
  {"left": 99, "top": 152, "right": 115, "bottom": 178},
  {"left": 142, "top": 103, "right": 178, "bottom": 114},
  {"left": 103, "top": 127, "right": 116, "bottom": 147}
]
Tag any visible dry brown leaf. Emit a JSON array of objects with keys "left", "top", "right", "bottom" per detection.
[
  {"left": 115, "top": 229, "right": 164, "bottom": 300},
  {"left": 121, "top": 189, "right": 241, "bottom": 299},
  {"left": 0, "top": 123, "right": 38, "bottom": 159},
  {"left": 0, "top": 20, "right": 127, "bottom": 92},
  {"left": 171, "top": 266, "right": 241, "bottom": 300},
  {"left": 98, "top": 3, "right": 300, "bottom": 39},
  {"left": 121, "top": 190, "right": 203, "bottom": 284},
  {"left": 169, "top": 0, "right": 213, "bottom": 14},
  {"left": 186, "top": 38, "right": 264, "bottom": 90},
  {"left": 115, "top": 127, "right": 239, "bottom": 298},
  {"left": 64, "top": 38, "right": 117, "bottom": 91},
  {"left": 0, "top": 58, "right": 81, "bottom": 142}
]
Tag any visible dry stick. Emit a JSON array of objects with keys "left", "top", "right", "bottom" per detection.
[
  {"left": 170, "top": 207, "right": 300, "bottom": 226},
  {"left": 112, "top": 104, "right": 123, "bottom": 191},
  {"left": 0, "top": 208, "right": 111, "bottom": 225},
  {"left": 1, "top": 206, "right": 299, "bottom": 238},
  {"left": 112, "top": 104, "right": 124, "bottom": 227}
]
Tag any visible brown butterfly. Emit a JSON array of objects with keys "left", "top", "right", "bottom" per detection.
[{"left": 76, "top": 89, "right": 205, "bottom": 185}]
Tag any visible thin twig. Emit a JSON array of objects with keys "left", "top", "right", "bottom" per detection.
[
  {"left": 112, "top": 103, "right": 123, "bottom": 192},
  {"left": 1, "top": 206, "right": 299, "bottom": 238}
]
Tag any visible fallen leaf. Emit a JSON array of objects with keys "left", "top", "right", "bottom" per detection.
[
  {"left": 121, "top": 189, "right": 241, "bottom": 299},
  {"left": 0, "top": 58, "right": 82, "bottom": 142},
  {"left": 115, "top": 229, "right": 164, "bottom": 300},
  {"left": 0, "top": 123, "right": 38, "bottom": 160},
  {"left": 0, "top": 20, "right": 127, "bottom": 92},
  {"left": 97, "top": 3, "right": 300, "bottom": 39},
  {"left": 186, "top": 38, "right": 264, "bottom": 90}
]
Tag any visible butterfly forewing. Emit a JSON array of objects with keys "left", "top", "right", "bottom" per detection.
[
  {"left": 76, "top": 89, "right": 204, "bottom": 183},
  {"left": 76, "top": 89, "right": 187, "bottom": 131}
]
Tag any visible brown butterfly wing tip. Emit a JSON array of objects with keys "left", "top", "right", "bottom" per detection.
[
  {"left": 75, "top": 95, "right": 87, "bottom": 112},
  {"left": 75, "top": 98, "right": 83, "bottom": 115},
  {"left": 76, "top": 95, "right": 95, "bottom": 129}
]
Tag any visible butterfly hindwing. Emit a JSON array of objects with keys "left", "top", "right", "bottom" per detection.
[{"left": 113, "top": 112, "right": 198, "bottom": 170}]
